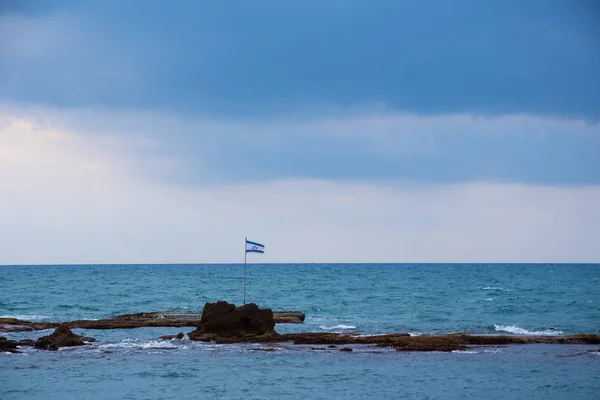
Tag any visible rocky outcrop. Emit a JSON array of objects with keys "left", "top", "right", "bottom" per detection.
[
  {"left": 34, "top": 325, "right": 96, "bottom": 351},
  {"left": 188, "top": 301, "right": 280, "bottom": 343}
]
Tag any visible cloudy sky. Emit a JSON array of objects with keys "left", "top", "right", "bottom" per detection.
[{"left": 1, "top": 0, "right": 599, "bottom": 264}]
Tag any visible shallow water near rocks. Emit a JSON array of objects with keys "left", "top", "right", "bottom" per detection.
[{"left": 2, "top": 263, "right": 599, "bottom": 399}]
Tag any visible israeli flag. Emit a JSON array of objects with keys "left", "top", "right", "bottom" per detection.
[{"left": 246, "top": 239, "right": 265, "bottom": 254}]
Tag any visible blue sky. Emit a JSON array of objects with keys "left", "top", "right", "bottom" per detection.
[{"left": 0, "top": 1, "right": 599, "bottom": 263}]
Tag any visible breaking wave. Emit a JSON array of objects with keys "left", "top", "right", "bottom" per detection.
[
  {"left": 0, "top": 315, "right": 50, "bottom": 321},
  {"left": 98, "top": 339, "right": 187, "bottom": 351},
  {"left": 494, "top": 325, "right": 563, "bottom": 336},
  {"left": 319, "top": 324, "right": 357, "bottom": 330}
]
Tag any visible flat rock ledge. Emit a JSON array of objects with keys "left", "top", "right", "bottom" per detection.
[
  {"left": 278, "top": 333, "right": 600, "bottom": 352},
  {"left": 0, "top": 310, "right": 304, "bottom": 332}
]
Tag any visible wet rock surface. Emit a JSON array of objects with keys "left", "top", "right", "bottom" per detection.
[
  {"left": 279, "top": 332, "right": 600, "bottom": 352},
  {"left": 34, "top": 325, "right": 96, "bottom": 351}
]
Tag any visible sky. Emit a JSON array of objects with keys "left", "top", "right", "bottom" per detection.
[{"left": 0, "top": 0, "right": 599, "bottom": 263}]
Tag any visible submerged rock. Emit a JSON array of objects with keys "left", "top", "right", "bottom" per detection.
[
  {"left": 188, "top": 301, "right": 280, "bottom": 342},
  {"left": 0, "top": 336, "right": 19, "bottom": 353},
  {"left": 34, "top": 325, "right": 96, "bottom": 351},
  {"left": 159, "top": 332, "right": 185, "bottom": 340}
]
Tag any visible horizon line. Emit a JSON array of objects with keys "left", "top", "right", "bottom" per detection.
[{"left": 1, "top": 262, "right": 599, "bottom": 267}]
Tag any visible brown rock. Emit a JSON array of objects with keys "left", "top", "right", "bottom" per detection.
[
  {"left": 34, "top": 325, "right": 96, "bottom": 351},
  {"left": 188, "top": 301, "right": 280, "bottom": 342}
]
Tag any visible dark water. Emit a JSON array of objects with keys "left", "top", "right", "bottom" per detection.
[{"left": 2, "top": 264, "right": 599, "bottom": 399}]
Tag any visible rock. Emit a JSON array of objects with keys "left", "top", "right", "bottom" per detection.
[
  {"left": 188, "top": 301, "right": 280, "bottom": 342},
  {"left": 339, "top": 347, "right": 353, "bottom": 352},
  {"left": 18, "top": 339, "right": 35, "bottom": 347},
  {"left": 34, "top": 325, "right": 96, "bottom": 351},
  {"left": 159, "top": 332, "right": 185, "bottom": 340},
  {"left": 0, "top": 336, "right": 19, "bottom": 353}
]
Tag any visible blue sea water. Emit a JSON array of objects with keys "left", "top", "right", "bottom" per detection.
[{"left": 1, "top": 264, "right": 599, "bottom": 399}]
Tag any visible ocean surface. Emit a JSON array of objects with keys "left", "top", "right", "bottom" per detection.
[{"left": 1, "top": 264, "right": 599, "bottom": 399}]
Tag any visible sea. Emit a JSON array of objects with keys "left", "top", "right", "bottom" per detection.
[{"left": 1, "top": 264, "right": 599, "bottom": 399}]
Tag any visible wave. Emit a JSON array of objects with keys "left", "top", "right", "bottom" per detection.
[
  {"left": 494, "top": 324, "right": 563, "bottom": 336},
  {"left": 0, "top": 314, "right": 50, "bottom": 321},
  {"left": 483, "top": 287, "right": 507, "bottom": 291},
  {"left": 319, "top": 324, "right": 357, "bottom": 330},
  {"left": 98, "top": 339, "right": 187, "bottom": 351},
  {"left": 483, "top": 298, "right": 494, "bottom": 302}
]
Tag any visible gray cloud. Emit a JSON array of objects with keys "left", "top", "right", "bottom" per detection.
[{"left": 1, "top": 108, "right": 599, "bottom": 264}]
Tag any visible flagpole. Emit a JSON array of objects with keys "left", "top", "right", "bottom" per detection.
[{"left": 244, "top": 237, "right": 247, "bottom": 305}]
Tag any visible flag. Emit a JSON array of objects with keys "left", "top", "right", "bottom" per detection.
[{"left": 246, "top": 239, "right": 265, "bottom": 254}]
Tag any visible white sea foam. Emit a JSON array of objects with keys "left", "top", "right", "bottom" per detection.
[
  {"left": 452, "top": 350, "right": 479, "bottom": 354},
  {"left": 483, "top": 349, "right": 503, "bottom": 354},
  {"left": 0, "top": 351, "right": 29, "bottom": 356},
  {"left": 483, "top": 298, "right": 494, "bottom": 302},
  {"left": 319, "top": 324, "right": 357, "bottom": 330},
  {"left": 483, "top": 287, "right": 505, "bottom": 291},
  {"left": 99, "top": 339, "right": 186, "bottom": 350},
  {"left": 408, "top": 332, "right": 422, "bottom": 337},
  {"left": 0, "top": 314, "right": 50, "bottom": 321},
  {"left": 494, "top": 324, "right": 563, "bottom": 336}
]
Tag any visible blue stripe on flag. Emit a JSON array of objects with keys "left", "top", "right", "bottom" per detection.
[
  {"left": 246, "top": 240, "right": 264, "bottom": 247},
  {"left": 246, "top": 249, "right": 265, "bottom": 254}
]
